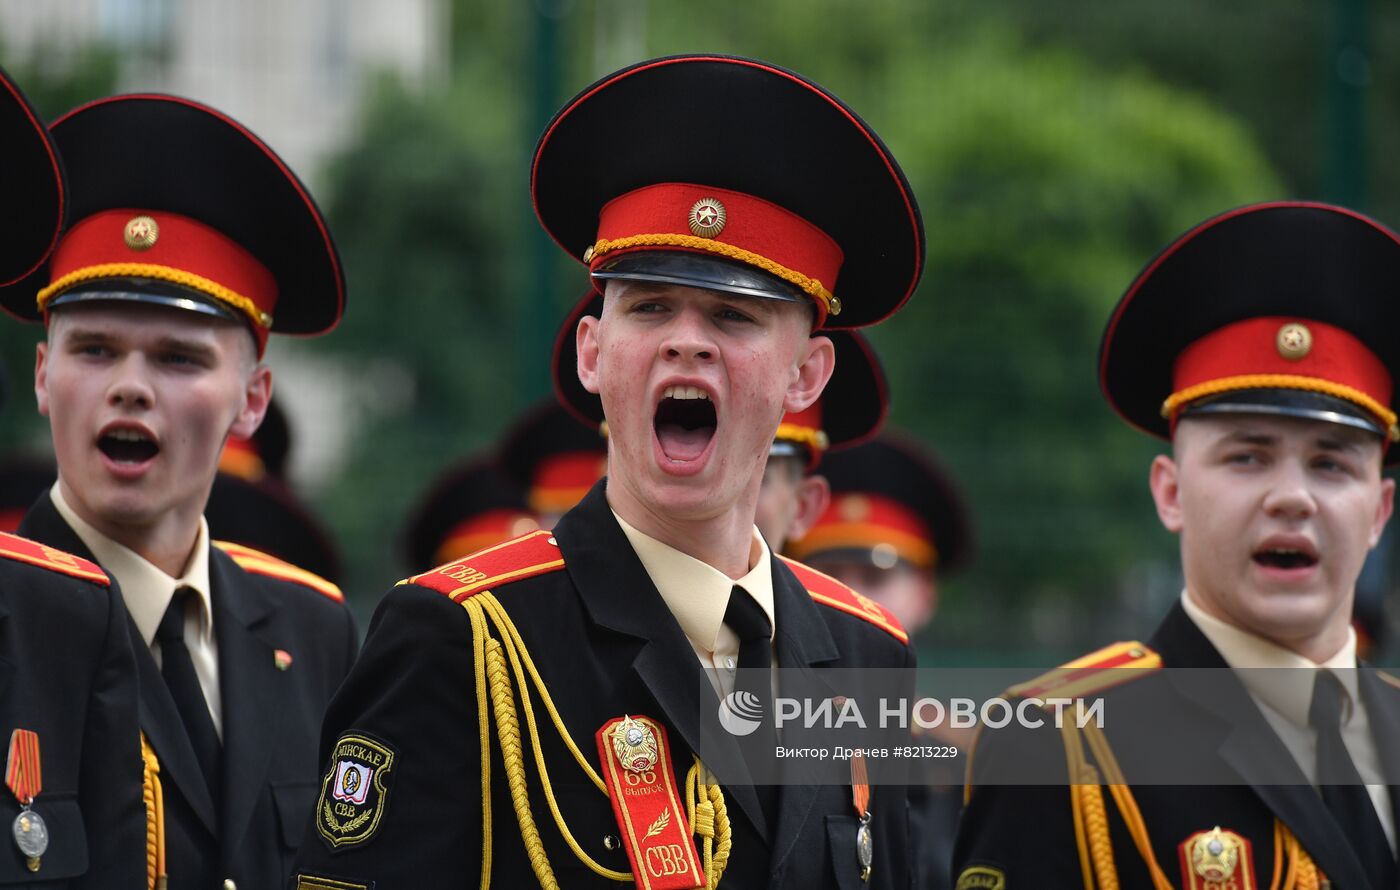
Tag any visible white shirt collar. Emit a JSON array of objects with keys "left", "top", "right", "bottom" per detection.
[
  {"left": 1181, "top": 589, "right": 1359, "bottom": 727},
  {"left": 52, "top": 481, "right": 214, "bottom": 647},
  {"left": 612, "top": 509, "right": 774, "bottom": 654}
]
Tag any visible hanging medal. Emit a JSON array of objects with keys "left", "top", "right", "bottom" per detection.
[
  {"left": 851, "top": 750, "right": 872, "bottom": 883},
  {"left": 6, "top": 729, "right": 46, "bottom": 872}
]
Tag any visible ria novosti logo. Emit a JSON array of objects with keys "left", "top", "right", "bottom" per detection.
[{"left": 717, "top": 690, "right": 765, "bottom": 736}]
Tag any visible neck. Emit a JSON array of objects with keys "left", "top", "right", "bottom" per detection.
[
  {"left": 606, "top": 481, "right": 758, "bottom": 579},
  {"left": 58, "top": 478, "right": 202, "bottom": 577}
]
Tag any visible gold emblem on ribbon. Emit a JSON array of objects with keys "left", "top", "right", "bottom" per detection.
[{"left": 612, "top": 714, "right": 659, "bottom": 773}]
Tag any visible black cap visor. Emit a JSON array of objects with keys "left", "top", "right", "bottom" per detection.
[
  {"left": 1179, "top": 388, "right": 1388, "bottom": 439},
  {"left": 592, "top": 252, "right": 803, "bottom": 304}
]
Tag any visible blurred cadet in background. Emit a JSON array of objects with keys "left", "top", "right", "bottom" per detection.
[
  {"left": 787, "top": 432, "right": 974, "bottom": 890},
  {"left": 957, "top": 202, "right": 1400, "bottom": 888},
  {"left": 787, "top": 433, "right": 974, "bottom": 632},
  {"left": 498, "top": 397, "right": 608, "bottom": 529},
  {"left": 0, "top": 66, "right": 145, "bottom": 888},
  {"left": 399, "top": 454, "right": 538, "bottom": 572},
  {"left": 207, "top": 397, "right": 345, "bottom": 583},
  {"left": 3, "top": 93, "right": 358, "bottom": 889},
  {"left": 0, "top": 453, "right": 55, "bottom": 534}
]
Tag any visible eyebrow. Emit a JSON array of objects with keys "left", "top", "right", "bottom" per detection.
[
  {"left": 1216, "top": 428, "right": 1366, "bottom": 454},
  {"left": 62, "top": 327, "right": 219, "bottom": 361}
]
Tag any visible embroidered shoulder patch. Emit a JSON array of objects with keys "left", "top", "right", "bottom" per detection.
[
  {"left": 315, "top": 732, "right": 396, "bottom": 849},
  {"left": 0, "top": 532, "right": 108, "bottom": 585},
  {"left": 779, "top": 555, "right": 909, "bottom": 644},
  {"left": 403, "top": 529, "right": 565, "bottom": 603},
  {"left": 214, "top": 540, "right": 344, "bottom": 602},
  {"left": 955, "top": 864, "right": 1006, "bottom": 890},
  {"left": 1005, "top": 641, "right": 1161, "bottom": 701}
]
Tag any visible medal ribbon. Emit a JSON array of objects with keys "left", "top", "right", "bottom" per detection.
[
  {"left": 6, "top": 730, "right": 41, "bottom": 805},
  {"left": 850, "top": 750, "right": 869, "bottom": 818}
]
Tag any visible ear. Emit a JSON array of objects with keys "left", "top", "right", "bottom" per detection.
[
  {"left": 1148, "top": 453, "right": 1184, "bottom": 534},
  {"left": 783, "top": 334, "right": 835, "bottom": 414},
  {"left": 577, "top": 315, "right": 601, "bottom": 395},
  {"left": 228, "top": 365, "right": 272, "bottom": 440},
  {"left": 1369, "top": 476, "right": 1395, "bottom": 549},
  {"left": 34, "top": 341, "right": 51, "bottom": 417},
  {"left": 785, "top": 473, "right": 832, "bottom": 542}
]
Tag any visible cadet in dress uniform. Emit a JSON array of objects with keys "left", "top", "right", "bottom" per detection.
[
  {"left": 498, "top": 398, "right": 609, "bottom": 529},
  {"left": 552, "top": 288, "right": 888, "bottom": 553},
  {"left": 207, "top": 398, "right": 345, "bottom": 584},
  {"left": 0, "top": 66, "right": 145, "bottom": 889},
  {"left": 294, "top": 54, "right": 924, "bottom": 890},
  {"left": 0, "top": 94, "right": 359, "bottom": 889},
  {"left": 954, "top": 203, "right": 1400, "bottom": 889},
  {"left": 400, "top": 456, "right": 539, "bottom": 573},
  {"left": 787, "top": 433, "right": 974, "bottom": 890}
]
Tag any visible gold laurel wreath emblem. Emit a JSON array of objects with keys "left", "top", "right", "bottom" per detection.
[
  {"left": 644, "top": 809, "right": 671, "bottom": 840},
  {"left": 323, "top": 801, "right": 374, "bottom": 835}
]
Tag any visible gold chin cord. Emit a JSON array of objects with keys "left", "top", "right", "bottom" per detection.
[{"left": 458, "top": 591, "right": 732, "bottom": 889}]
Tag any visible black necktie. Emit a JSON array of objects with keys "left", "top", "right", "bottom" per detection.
[
  {"left": 1309, "top": 669, "right": 1395, "bottom": 888},
  {"left": 724, "top": 585, "right": 777, "bottom": 834},
  {"left": 156, "top": 587, "right": 222, "bottom": 806}
]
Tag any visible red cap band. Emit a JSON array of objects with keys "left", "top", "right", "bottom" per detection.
[
  {"left": 435, "top": 509, "right": 541, "bottom": 566},
  {"left": 531, "top": 452, "right": 607, "bottom": 515},
  {"left": 39, "top": 209, "right": 278, "bottom": 353},
  {"left": 788, "top": 493, "right": 936, "bottom": 569},
  {"left": 1166, "top": 316, "right": 1394, "bottom": 431},
  {"left": 591, "top": 183, "right": 843, "bottom": 321}
]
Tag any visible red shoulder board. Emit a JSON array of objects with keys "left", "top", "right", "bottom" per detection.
[
  {"left": 1005, "top": 641, "right": 1161, "bottom": 701},
  {"left": 0, "top": 532, "right": 109, "bottom": 585},
  {"left": 404, "top": 529, "right": 565, "bottom": 603},
  {"left": 214, "top": 540, "right": 344, "bottom": 602},
  {"left": 779, "top": 556, "right": 909, "bottom": 645}
]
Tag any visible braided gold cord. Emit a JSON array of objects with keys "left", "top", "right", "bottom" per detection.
[
  {"left": 1076, "top": 767, "right": 1119, "bottom": 890},
  {"left": 36, "top": 262, "right": 272, "bottom": 329},
  {"left": 139, "top": 734, "right": 162, "bottom": 890},
  {"left": 462, "top": 600, "right": 494, "bottom": 888},
  {"left": 479, "top": 595, "right": 630, "bottom": 881},
  {"left": 1162, "top": 373, "right": 1398, "bottom": 438},
  {"left": 485, "top": 637, "right": 559, "bottom": 889}
]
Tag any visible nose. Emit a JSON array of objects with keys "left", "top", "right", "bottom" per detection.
[
  {"left": 659, "top": 306, "right": 715, "bottom": 363},
  {"left": 1262, "top": 460, "right": 1317, "bottom": 520},
  {"left": 106, "top": 356, "right": 154, "bottom": 410}
]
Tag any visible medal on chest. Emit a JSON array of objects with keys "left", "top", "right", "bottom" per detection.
[
  {"left": 1179, "top": 826, "right": 1256, "bottom": 890},
  {"left": 595, "top": 715, "right": 704, "bottom": 890},
  {"left": 851, "top": 749, "right": 873, "bottom": 883},
  {"left": 6, "top": 730, "right": 46, "bottom": 872}
]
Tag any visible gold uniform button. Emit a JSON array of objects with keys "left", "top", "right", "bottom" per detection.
[{"left": 1276, "top": 322, "right": 1312, "bottom": 360}]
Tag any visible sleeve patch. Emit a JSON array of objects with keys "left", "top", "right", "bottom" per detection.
[
  {"left": 779, "top": 555, "right": 909, "bottom": 644},
  {"left": 214, "top": 540, "right": 344, "bottom": 602},
  {"left": 0, "top": 532, "right": 108, "bottom": 585},
  {"left": 403, "top": 529, "right": 565, "bottom": 602},
  {"left": 297, "top": 876, "right": 371, "bottom": 890},
  {"left": 315, "top": 732, "right": 396, "bottom": 850},
  {"left": 1005, "top": 641, "right": 1161, "bottom": 700},
  {"left": 956, "top": 864, "right": 1006, "bottom": 890}
]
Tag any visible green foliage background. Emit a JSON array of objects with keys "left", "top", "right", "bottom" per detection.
[{"left": 6, "top": 0, "right": 1397, "bottom": 662}]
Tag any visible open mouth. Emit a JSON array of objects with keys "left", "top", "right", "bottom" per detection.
[
  {"left": 1252, "top": 546, "right": 1318, "bottom": 571},
  {"left": 98, "top": 429, "right": 159, "bottom": 464},
  {"left": 654, "top": 385, "right": 716, "bottom": 462}
]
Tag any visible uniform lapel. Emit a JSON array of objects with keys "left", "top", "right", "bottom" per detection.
[
  {"left": 768, "top": 559, "right": 839, "bottom": 876},
  {"left": 1152, "top": 603, "right": 1371, "bottom": 888},
  {"left": 1357, "top": 667, "right": 1400, "bottom": 871},
  {"left": 208, "top": 547, "right": 279, "bottom": 864},
  {"left": 17, "top": 493, "right": 219, "bottom": 834},
  {"left": 556, "top": 483, "right": 771, "bottom": 845}
]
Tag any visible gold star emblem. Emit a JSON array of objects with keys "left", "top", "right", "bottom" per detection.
[
  {"left": 1275, "top": 322, "right": 1312, "bottom": 360},
  {"left": 123, "top": 215, "right": 159, "bottom": 250},
  {"left": 688, "top": 198, "right": 727, "bottom": 238}
]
